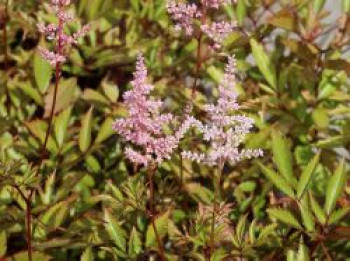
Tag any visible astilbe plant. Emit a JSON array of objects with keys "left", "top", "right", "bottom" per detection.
[
  {"left": 181, "top": 56, "right": 262, "bottom": 257},
  {"left": 17, "top": 1, "right": 89, "bottom": 260},
  {"left": 113, "top": 53, "right": 263, "bottom": 258},
  {"left": 113, "top": 54, "right": 200, "bottom": 260}
]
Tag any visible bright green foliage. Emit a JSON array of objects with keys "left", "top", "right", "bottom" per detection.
[{"left": 0, "top": 0, "right": 349, "bottom": 260}]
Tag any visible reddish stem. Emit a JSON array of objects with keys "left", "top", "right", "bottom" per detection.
[
  {"left": 26, "top": 4, "right": 64, "bottom": 259},
  {"left": 191, "top": 6, "right": 207, "bottom": 99},
  {"left": 147, "top": 165, "right": 165, "bottom": 261},
  {"left": 3, "top": 0, "right": 10, "bottom": 112},
  {"left": 209, "top": 161, "right": 224, "bottom": 258},
  {"left": 25, "top": 201, "right": 32, "bottom": 261}
]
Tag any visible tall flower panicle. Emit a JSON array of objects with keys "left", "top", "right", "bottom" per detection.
[
  {"left": 113, "top": 54, "right": 200, "bottom": 166},
  {"left": 37, "top": 0, "right": 90, "bottom": 66},
  {"left": 182, "top": 56, "right": 263, "bottom": 166},
  {"left": 167, "top": 0, "right": 236, "bottom": 47}
]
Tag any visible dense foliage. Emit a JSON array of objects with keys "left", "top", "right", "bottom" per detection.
[{"left": 0, "top": 0, "right": 349, "bottom": 260}]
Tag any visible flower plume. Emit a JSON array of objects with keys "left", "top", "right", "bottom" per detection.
[
  {"left": 167, "top": 0, "right": 236, "bottom": 48},
  {"left": 182, "top": 56, "right": 263, "bottom": 165},
  {"left": 37, "top": 0, "right": 90, "bottom": 66},
  {"left": 113, "top": 54, "right": 200, "bottom": 166}
]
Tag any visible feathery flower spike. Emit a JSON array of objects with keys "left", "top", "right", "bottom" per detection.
[
  {"left": 37, "top": 0, "right": 90, "bottom": 66},
  {"left": 113, "top": 54, "right": 200, "bottom": 166},
  {"left": 182, "top": 56, "right": 263, "bottom": 166}
]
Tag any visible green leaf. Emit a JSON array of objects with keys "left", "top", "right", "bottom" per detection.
[
  {"left": 297, "top": 153, "right": 320, "bottom": 199},
  {"left": 0, "top": 231, "right": 6, "bottom": 257},
  {"left": 309, "top": 192, "right": 326, "bottom": 224},
  {"left": 129, "top": 227, "right": 142, "bottom": 257},
  {"left": 82, "top": 89, "right": 110, "bottom": 106},
  {"left": 286, "top": 249, "right": 296, "bottom": 261},
  {"left": 20, "top": 81, "right": 43, "bottom": 105},
  {"left": 44, "top": 78, "right": 79, "bottom": 117},
  {"left": 299, "top": 195, "right": 315, "bottom": 232},
  {"left": 206, "top": 66, "right": 223, "bottom": 84},
  {"left": 101, "top": 79, "right": 119, "bottom": 102},
  {"left": 257, "top": 224, "right": 277, "bottom": 242},
  {"left": 94, "top": 117, "right": 114, "bottom": 144},
  {"left": 146, "top": 211, "right": 169, "bottom": 248},
  {"left": 236, "top": 215, "right": 247, "bottom": 245},
  {"left": 85, "top": 155, "right": 101, "bottom": 173},
  {"left": 25, "top": 120, "right": 58, "bottom": 153},
  {"left": 248, "top": 219, "right": 256, "bottom": 244},
  {"left": 250, "top": 39, "right": 277, "bottom": 89},
  {"left": 267, "top": 8, "right": 297, "bottom": 31},
  {"left": 238, "top": 181, "right": 256, "bottom": 192},
  {"left": 325, "top": 159, "right": 347, "bottom": 215},
  {"left": 258, "top": 162, "right": 295, "bottom": 198},
  {"left": 297, "top": 237, "right": 310, "bottom": 261},
  {"left": 9, "top": 251, "right": 51, "bottom": 261},
  {"left": 328, "top": 207, "right": 350, "bottom": 225},
  {"left": 79, "top": 107, "right": 93, "bottom": 152},
  {"left": 312, "top": 109, "right": 329, "bottom": 129},
  {"left": 313, "top": 0, "right": 326, "bottom": 13},
  {"left": 236, "top": 0, "right": 246, "bottom": 25},
  {"left": 267, "top": 208, "right": 302, "bottom": 229},
  {"left": 34, "top": 51, "right": 52, "bottom": 93},
  {"left": 54, "top": 107, "right": 72, "bottom": 147},
  {"left": 343, "top": 0, "right": 350, "bottom": 13},
  {"left": 104, "top": 209, "right": 126, "bottom": 252},
  {"left": 80, "top": 247, "right": 94, "bottom": 261},
  {"left": 315, "top": 135, "right": 350, "bottom": 148},
  {"left": 210, "top": 248, "right": 227, "bottom": 261},
  {"left": 41, "top": 201, "right": 69, "bottom": 229},
  {"left": 271, "top": 131, "right": 295, "bottom": 185}
]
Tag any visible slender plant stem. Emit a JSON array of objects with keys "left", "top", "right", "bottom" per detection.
[
  {"left": 321, "top": 242, "right": 332, "bottom": 261},
  {"left": 179, "top": 152, "right": 183, "bottom": 188},
  {"left": 191, "top": 6, "right": 207, "bottom": 99},
  {"left": 3, "top": 0, "right": 10, "bottom": 113},
  {"left": 25, "top": 6, "right": 64, "bottom": 260},
  {"left": 191, "top": 33, "right": 203, "bottom": 99},
  {"left": 209, "top": 161, "right": 224, "bottom": 258},
  {"left": 147, "top": 165, "right": 165, "bottom": 261},
  {"left": 25, "top": 200, "right": 32, "bottom": 261}
]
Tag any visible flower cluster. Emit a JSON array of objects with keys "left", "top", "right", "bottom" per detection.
[
  {"left": 167, "top": 0, "right": 236, "bottom": 48},
  {"left": 37, "top": 0, "right": 90, "bottom": 66},
  {"left": 166, "top": 1, "right": 201, "bottom": 35},
  {"left": 201, "top": 21, "right": 237, "bottom": 49},
  {"left": 201, "top": 0, "right": 233, "bottom": 9},
  {"left": 113, "top": 54, "right": 200, "bottom": 166},
  {"left": 182, "top": 56, "right": 263, "bottom": 166}
]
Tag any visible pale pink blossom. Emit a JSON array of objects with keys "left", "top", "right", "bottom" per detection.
[
  {"left": 167, "top": 1, "right": 201, "bottom": 35},
  {"left": 113, "top": 54, "right": 198, "bottom": 166},
  {"left": 201, "top": 21, "right": 237, "bottom": 49},
  {"left": 37, "top": 47, "right": 66, "bottom": 66},
  {"left": 182, "top": 56, "right": 263, "bottom": 166},
  {"left": 167, "top": 1, "right": 237, "bottom": 48},
  {"left": 37, "top": 0, "right": 89, "bottom": 66},
  {"left": 201, "top": 0, "right": 232, "bottom": 9}
]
